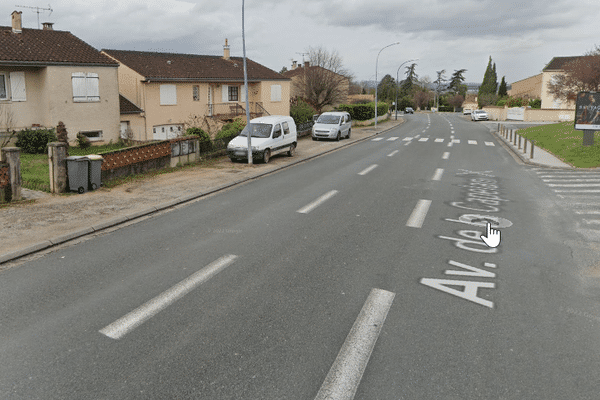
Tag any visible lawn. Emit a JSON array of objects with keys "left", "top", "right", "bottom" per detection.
[
  {"left": 19, "top": 143, "right": 130, "bottom": 192},
  {"left": 518, "top": 121, "right": 600, "bottom": 168}
]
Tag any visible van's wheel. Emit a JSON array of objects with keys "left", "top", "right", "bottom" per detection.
[
  {"left": 336, "top": 131, "right": 341, "bottom": 141},
  {"left": 288, "top": 143, "right": 296, "bottom": 157},
  {"left": 77, "top": 187, "right": 85, "bottom": 194},
  {"left": 347, "top": 128, "right": 351, "bottom": 139},
  {"left": 91, "top": 183, "right": 98, "bottom": 190},
  {"left": 262, "top": 149, "right": 271, "bottom": 163}
]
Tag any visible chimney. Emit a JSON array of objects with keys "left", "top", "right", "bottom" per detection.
[
  {"left": 11, "top": 11, "right": 22, "bottom": 33},
  {"left": 304, "top": 61, "right": 309, "bottom": 68},
  {"left": 42, "top": 22, "right": 54, "bottom": 30},
  {"left": 292, "top": 61, "right": 297, "bottom": 70},
  {"left": 223, "top": 38, "right": 230, "bottom": 60}
]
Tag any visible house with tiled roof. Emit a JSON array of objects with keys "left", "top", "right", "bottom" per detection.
[
  {"left": 0, "top": 11, "right": 120, "bottom": 144},
  {"left": 539, "top": 56, "right": 582, "bottom": 109},
  {"left": 102, "top": 41, "right": 291, "bottom": 141},
  {"left": 282, "top": 61, "right": 349, "bottom": 111}
]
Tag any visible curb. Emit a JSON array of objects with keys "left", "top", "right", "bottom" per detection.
[
  {"left": 0, "top": 120, "right": 403, "bottom": 265},
  {"left": 493, "top": 130, "right": 574, "bottom": 169}
]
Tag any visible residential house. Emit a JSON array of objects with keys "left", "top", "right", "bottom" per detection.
[
  {"left": 102, "top": 42, "right": 291, "bottom": 141},
  {"left": 282, "top": 61, "right": 350, "bottom": 110},
  {"left": 540, "top": 56, "right": 581, "bottom": 109},
  {"left": 0, "top": 11, "right": 120, "bottom": 144}
]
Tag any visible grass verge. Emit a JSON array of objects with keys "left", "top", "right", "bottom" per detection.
[{"left": 518, "top": 122, "right": 600, "bottom": 168}]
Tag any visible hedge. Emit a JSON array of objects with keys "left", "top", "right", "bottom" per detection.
[{"left": 337, "top": 102, "right": 389, "bottom": 121}]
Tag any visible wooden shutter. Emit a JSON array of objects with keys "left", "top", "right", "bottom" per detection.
[
  {"left": 86, "top": 73, "right": 99, "bottom": 101},
  {"left": 72, "top": 73, "right": 87, "bottom": 102},
  {"left": 240, "top": 86, "right": 246, "bottom": 102},
  {"left": 222, "top": 85, "right": 229, "bottom": 102},
  {"left": 9, "top": 71, "right": 26, "bottom": 102}
]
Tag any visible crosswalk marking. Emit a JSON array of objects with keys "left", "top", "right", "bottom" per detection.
[
  {"left": 435, "top": 138, "right": 444, "bottom": 142},
  {"left": 387, "top": 137, "right": 399, "bottom": 141},
  {"left": 468, "top": 140, "right": 477, "bottom": 145},
  {"left": 484, "top": 142, "right": 495, "bottom": 146},
  {"left": 402, "top": 137, "right": 412, "bottom": 141},
  {"left": 372, "top": 137, "right": 383, "bottom": 141},
  {"left": 418, "top": 138, "right": 429, "bottom": 142}
]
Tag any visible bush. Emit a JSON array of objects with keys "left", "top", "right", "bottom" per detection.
[
  {"left": 338, "top": 102, "right": 389, "bottom": 121},
  {"left": 290, "top": 98, "right": 316, "bottom": 125},
  {"left": 496, "top": 98, "right": 508, "bottom": 107},
  {"left": 506, "top": 97, "right": 527, "bottom": 108},
  {"left": 15, "top": 128, "right": 57, "bottom": 154},
  {"left": 215, "top": 117, "right": 246, "bottom": 145},
  {"left": 529, "top": 99, "right": 541, "bottom": 109},
  {"left": 186, "top": 127, "right": 212, "bottom": 152},
  {"left": 76, "top": 133, "right": 91, "bottom": 149},
  {"left": 438, "top": 106, "right": 454, "bottom": 112}
]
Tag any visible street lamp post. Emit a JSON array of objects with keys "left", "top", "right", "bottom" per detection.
[
  {"left": 242, "top": 0, "right": 252, "bottom": 165},
  {"left": 375, "top": 42, "right": 400, "bottom": 129},
  {"left": 395, "top": 59, "right": 418, "bottom": 120}
]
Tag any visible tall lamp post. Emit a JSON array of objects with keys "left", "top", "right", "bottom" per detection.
[
  {"left": 375, "top": 42, "right": 400, "bottom": 129},
  {"left": 242, "top": 0, "right": 252, "bottom": 165},
  {"left": 395, "top": 59, "right": 418, "bottom": 120}
]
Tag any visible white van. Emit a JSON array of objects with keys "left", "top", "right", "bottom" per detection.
[
  {"left": 312, "top": 111, "right": 352, "bottom": 141},
  {"left": 227, "top": 115, "right": 297, "bottom": 163}
]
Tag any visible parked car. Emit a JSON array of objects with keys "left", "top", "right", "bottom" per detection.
[
  {"left": 471, "top": 110, "right": 489, "bottom": 121},
  {"left": 463, "top": 108, "right": 472, "bottom": 115},
  {"left": 227, "top": 115, "right": 297, "bottom": 163},
  {"left": 311, "top": 111, "right": 352, "bottom": 141},
  {"left": 405, "top": 107, "right": 414, "bottom": 114}
]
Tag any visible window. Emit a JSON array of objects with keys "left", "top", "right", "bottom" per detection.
[
  {"left": 282, "top": 121, "right": 290, "bottom": 135},
  {"left": 193, "top": 85, "right": 200, "bottom": 101},
  {"left": 228, "top": 86, "right": 239, "bottom": 102},
  {"left": 72, "top": 73, "right": 99, "bottom": 102},
  {"left": 0, "top": 74, "right": 7, "bottom": 100},
  {"left": 80, "top": 130, "right": 102, "bottom": 141},
  {"left": 271, "top": 84, "right": 282, "bottom": 102},
  {"left": 160, "top": 84, "right": 177, "bottom": 105}
]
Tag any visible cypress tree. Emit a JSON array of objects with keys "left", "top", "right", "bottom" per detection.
[{"left": 498, "top": 76, "right": 508, "bottom": 97}]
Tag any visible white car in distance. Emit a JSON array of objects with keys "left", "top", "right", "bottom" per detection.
[{"left": 471, "top": 110, "right": 489, "bottom": 121}]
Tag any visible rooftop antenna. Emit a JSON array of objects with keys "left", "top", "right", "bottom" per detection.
[
  {"left": 15, "top": 4, "right": 53, "bottom": 29},
  {"left": 296, "top": 52, "right": 308, "bottom": 63}
]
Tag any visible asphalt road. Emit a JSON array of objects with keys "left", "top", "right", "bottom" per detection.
[{"left": 2, "top": 113, "right": 600, "bottom": 399}]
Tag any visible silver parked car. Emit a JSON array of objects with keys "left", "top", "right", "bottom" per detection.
[
  {"left": 471, "top": 110, "right": 489, "bottom": 121},
  {"left": 312, "top": 112, "right": 352, "bottom": 141}
]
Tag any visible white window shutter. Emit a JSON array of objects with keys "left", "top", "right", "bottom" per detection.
[
  {"left": 72, "top": 73, "right": 86, "bottom": 102},
  {"left": 9, "top": 72, "right": 26, "bottom": 102},
  {"left": 86, "top": 73, "right": 99, "bottom": 101},
  {"left": 160, "top": 84, "right": 177, "bottom": 105},
  {"left": 240, "top": 86, "right": 246, "bottom": 102},
  {"left": 222, "top": 85, "right": 229, "bottom": 102},
  {"left": 271, "top": 84, "right": 281, "bottom": 102}
]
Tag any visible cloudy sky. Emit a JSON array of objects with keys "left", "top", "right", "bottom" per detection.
[{"left": 3, "top": 0, "right": 600, "bottom": 85}]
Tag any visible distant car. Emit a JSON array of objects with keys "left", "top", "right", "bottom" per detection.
[
  {"left": 405, "top": 107, "right": 414, "bottom": 114},
  {"left": 463, "top": 108, "right": 472, "bottom": 115},
  {"left": 312, "top": 111, "right": 352, "bottom": 141},
  {"left": 471, "top": 110, "right": 489, "bottom": 121}
]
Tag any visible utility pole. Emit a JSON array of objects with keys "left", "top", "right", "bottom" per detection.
[{"left": 242, "top": 0, "right": 252, "bottom": 165}]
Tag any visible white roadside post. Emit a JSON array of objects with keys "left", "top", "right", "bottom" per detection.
[
  {"left": 242, "top": 0, "right": 252, "bottom": 165},
  {"left": 375, "top": 42, "right": 400, "bottom": 129}
]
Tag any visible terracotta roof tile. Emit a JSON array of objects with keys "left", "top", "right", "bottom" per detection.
[
  {"left": 0, "top": 26, "right": 118, "bottom": 66},
  {"left": 119, "top": 94, "right": 143, "bottom": 114},
  {"left": 103, "top": 49, "right": 288, "bottom": 82},
  {"left": 543, "top": 56, "right": 583, "bottom": 71}
]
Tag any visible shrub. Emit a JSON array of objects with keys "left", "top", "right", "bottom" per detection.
[
  {"left": 15, "top": 128, "right": 57, "bottom": 154},
  {"left": 338, "top": 102, "right": 388, "bottom": 121},
  {"left": 506, "top": 97, "right": 527, "bottom": 108},
  {"left": 529, "top": 99, "right": 541, "bottom": 109},
  {"left": 290, "top": 98, "right": 316, "bottom": 125},
  {"left": 186, "top": 127, "right": 212, "bottom": 152},
  {"left": 496, "top": 98, "right": 508, "bottom": 107},
  {"left": 215, "top": 117, "right": 247, "bottom": 145},
  {"left": 76, "top": 133, "right": 91, "bottom": 149}
]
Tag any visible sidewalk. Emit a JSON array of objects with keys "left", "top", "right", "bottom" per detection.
[
  {"left": 0, "top": 119, "right": 404, "bottom": 265},
  {"left": 483, "top": 122, "right": 574, "bottom": 169}
]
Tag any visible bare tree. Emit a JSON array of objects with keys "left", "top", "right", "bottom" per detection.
[
  {"left": 294, "top": 46, "right": 353, "bottom": 113},
  {"left": 547, "top": 54, "right": 600, "bottom": 103},
  {"left": 448, "top": 94, "right": 465, "bottom": 112},
  {"left": 414, "top": 89, "right": 433, "bottom": 110},
  {"left": 0, "top": 104, "right": 16, "bottom": 148}
]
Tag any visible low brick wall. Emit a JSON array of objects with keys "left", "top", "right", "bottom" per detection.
[{"left": 100, "top": 136, "right": 199, "bottom": 181}]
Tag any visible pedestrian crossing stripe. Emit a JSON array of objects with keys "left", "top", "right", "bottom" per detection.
[
  {"left": 468, "top": 140, "right": 477, "bottom": 145},
  {"left": 387, "top": 137, "right": 399, "bottom": 141},
  {"left": 435, "top": 138, "right": 444, "bottom": 142},
  {"left": 402, "top": 137, "right": 412, "bottom": 141},
  {"left": 484, "top": 142, "right": 495, "bottom": 146},
  {"left": 418, "top": 138, "right": 429, "bottom": 142},
  {"left": 372, "top": 137, "right": 384, "bottom": 141}
]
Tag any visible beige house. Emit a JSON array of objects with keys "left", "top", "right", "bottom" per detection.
[
  {"left": 0, "top": 11, "right": 120, "bottom": 145},
  {"left": 540, "top": 56, "right": 580, "bottom": 109},
  {"left": 282, "top": 61, "right": 350, "bottom": 111},
  {"left": 102, "top": 42, "right": 291, "bottom": 141},
  {"left": 508, "top": 73, "right": 542, "bottom": 100}
]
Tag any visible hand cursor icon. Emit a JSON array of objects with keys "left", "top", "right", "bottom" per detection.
[{"left": 480, "top": 222, "right": 501, "bottom": 248}]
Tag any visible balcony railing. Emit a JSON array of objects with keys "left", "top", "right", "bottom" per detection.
[{"left": 206, "top": 102, "right": 269, "bottom": 120}]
